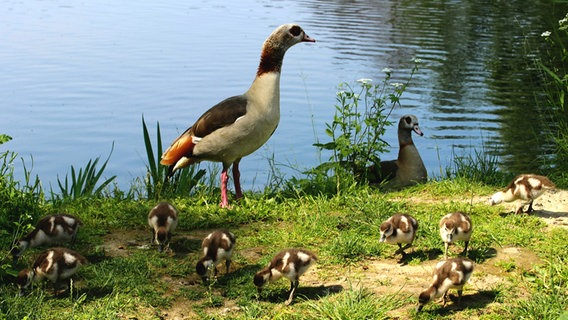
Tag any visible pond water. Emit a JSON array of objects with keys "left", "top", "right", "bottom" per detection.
[{"left": 1, "top": 0, "right": 567, "bottom": 192}]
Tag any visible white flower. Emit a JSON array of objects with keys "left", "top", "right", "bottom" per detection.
[
  {"left": 412, "top": 57, "right": 422, "bottom": 63},
  {"left": 391, "top": 82, "right": 404, "bottom": 88},
  {"left": 382, "top": 68, "right": 392, "bottom": 74},
  {"left": 559, "top": 17, "right": 568, "bottom": 26},
  {"left": 541, "top": 31, "right": 551, "bottom": 37},
  {"left": 356, "top": 78, "right": 372, "bottom": 84}
]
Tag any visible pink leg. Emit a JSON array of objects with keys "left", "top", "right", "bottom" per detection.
[
  {"left": 233, "top": 159, "right": 243, "bottom": 199},
  {"left": 220, "top": 165, "right": 230, "bottom": 208}
]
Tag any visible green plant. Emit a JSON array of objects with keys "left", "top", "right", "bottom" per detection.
[
  {"left": 0, "top": 144, "right": 44, "bottom": 282},
  {"left": 444, "top": 145, "right": 509, "bottom": 186},
  {"left": 313, "top": 61, "right": 419, "bottom": 192},
  {"left": 54, "top": 145, "right": 116, "bottom": 200},
  {"left": 141, "top": 116, "right": 206, "bottom": 199},
  {"left": 538, "top": 13, "right": 568, "bottom": 187}
]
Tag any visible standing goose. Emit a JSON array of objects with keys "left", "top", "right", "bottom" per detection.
[
  {"left": 368, "top": 115, "right": 427, "bottom": 189},
  {"left": 253, "top": 248, "right": 317, "bottom": 305},
  {"left": 417, "top": 257, "right": 474, "bottom": 311},
  {"left": 148, "top": 202, "right": 179, "bottom": 253},
  {"left": 160, "top": 24, "right": 316, "bottom": 208},
  {"left": 11, "top": 214, "right": 82, "bottom": 263},
  {"left": 439, "top": 212, "right": 473, "bottom": 259},
  {"left": 16, "top": 247, "right": 87, "bottom": 296},
  {"left": 489, "top": 174, "right": 556, "bottom": 214},
  {"left": 196, "top": 229, "right": 236, "bottom": 282},
  {"left": 379, "top": 213, "right": 418, "bottom": 257}
]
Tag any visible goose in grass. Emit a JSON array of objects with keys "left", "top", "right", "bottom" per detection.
[
  {"left": 148, "top": 202, "right": 178, "bottom": 253},
  {"left": 417, "top": 257, "right": 474, "bottom": 311},
  {"left": 11, "top": 214, "right": 82, "bottom": 263},
  {"left": 253, "top": 248, "right": 317, "bottom": 305},
  {"left": 439, "top": 211, "right": 473, "bottom": 260},
  {"left": 489, "top": 174, "right": 556, "bottom": 214},
  {"left": 16, "top": 247, "right": 87, "bottom": 296},
  {"left": 367, "top": 114, "right": 427, "bottom": 189},
  {"left": 160, "top": 24, "right": 316, "bottom": 208},
  {"left": 196, "top": 229, "right": 236, "bottom": 282},
  {"left": 379, "top": 213, "right": 418, "bottom": 257}
]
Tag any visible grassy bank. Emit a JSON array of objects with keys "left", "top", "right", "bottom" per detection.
[{"left": 1, "top": 177, "right": 567, "bottom": 319}]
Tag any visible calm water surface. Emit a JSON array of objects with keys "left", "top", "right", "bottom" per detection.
[{"left": 1, "top": 0, "right": 566, "bottom": 192}]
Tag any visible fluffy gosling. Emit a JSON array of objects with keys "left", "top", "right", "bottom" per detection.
[
  {"left": 147, "top": 202, "right": 178, "bottom": 253},
  {"left": 379, "top": 213, "right": 418, "bottom": 256},
  {"left": 439, "top": 212, "right": 472, "bottom": 259},
  {"left": 253, "top": 248, "right": 317, "bottom": 305},
  {"left": 417, "top": 257, "right": 474, "bottom": 311},
  {"left": 196, "top": 229, "right": 236, "bottom": 282},
  {"left": 489, "top": 174, "right": 556, "bottom": 214},
  {"left": 16, "top": 247, "right": 87, "bottom": 296},
  {"left": 11, "top": 214, "right": 82, "bottom": 263}
]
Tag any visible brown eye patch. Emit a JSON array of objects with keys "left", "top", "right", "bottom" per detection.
[{"left": 290, "top": 25, "right": 302, "bottom": 37}]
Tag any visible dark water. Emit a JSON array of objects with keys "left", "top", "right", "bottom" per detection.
[{"left": 1, "top": 0, "right": 566, "bottom": 192}]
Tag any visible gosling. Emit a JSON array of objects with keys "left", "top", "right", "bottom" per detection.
[
  {"left": 439, "top": 212, "right": 472, "bottom": 259},
  {"left": 11, "top": 214, "right": 82, "bottom": 263},
  {"left": 196, "top": 229, "right": 236, "bottom": 282},
  {"left": 148, "top": 202, "right": 178, "bottom": 253},
  {"left": 489, "top": 174, "right": 555, "bottom": 214},
  {"left": 253, "top": 248, "right": 317, "bottom": 305},
  {"left": 16, "top": 247, "right": 87, "bottom": 296},
  {"left": 379, "top": 213, "right": 418, "bottom": 257},
  {"left": 417, "top": 257, "right": 474, "bottom": 311}
]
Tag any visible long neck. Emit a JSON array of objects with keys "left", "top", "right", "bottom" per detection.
[
  {"left": 397, "top": 128, "right": 417, "bottom": 163},
  {"left": 246, "top": 72, "right": 281, "bottom": 114},
  {"left": 257, "top": 42, "right": 286, "bottom": 77}
]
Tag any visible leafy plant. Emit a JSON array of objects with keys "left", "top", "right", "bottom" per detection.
[
  {"left": 0, "top": 134, "right": 12, "bottom": 145},
  {"left": 0, "top": 146, "right": 44, "bottom": 282},
  {"left": 141, "top": 116, "right": 206, "bottom": 199},
  {"left": 538, "top": 13, "right": 568, "bottom": 187},
  {"left": 313, "top": 62, "right": 419, "bottom": 191},
  {"left": 444, "top": 145, "right": 509, "bottom": 186},
  {"left": 55, "top": 146, "right": 116, "bottom": 200}
]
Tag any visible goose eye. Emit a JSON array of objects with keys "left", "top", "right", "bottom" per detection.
[{"left": 405, "top": 116, "right": 412, "bottom": 124}]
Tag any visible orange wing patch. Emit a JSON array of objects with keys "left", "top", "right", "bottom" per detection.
[{"left": 160, "top": 134, "right": 195, "bottom": 166}]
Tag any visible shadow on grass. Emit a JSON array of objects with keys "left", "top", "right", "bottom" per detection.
[
  {"left": 170, "top": 237, "right": 201, "bottom": 256},
  {"left": 401, "top": 248, "right": 444, "bottom": 264},
  {"left": 261, "top": 284, "right": 345, "bottom": 305},
  {"left": 417, "top": 289, "right": 500, "bottom": 316},
  {"left": 467, "top": 247, "right": 497, "bottom": 263}
]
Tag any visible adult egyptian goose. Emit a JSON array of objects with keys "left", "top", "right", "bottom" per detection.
[
  {"left": 368, "top": 115, "right": 427, "bottom": 189},
  {"left": 147, "top": 202, "right": 178, "bottom": 253},
  {"left": 439, "top": 212, "right": 473, "bottom": 259},
  {"left": 11, "top": 214, "right": 82, "bottom": 263},
  {"left": 196, "top": 229, "right": 236, "bottom": 282},
  {"left": 16, "top": 247, "right": 87, "bottom": 296},
  {"left": 417, "top": 257, "right": 474, "bottom": 311},
  {"left": 379, "top": 213, "right": 418, "bottom": 257},
  {"left": 160, "top": 24, "right": 315, "bottom": 208},
  {"left": 253, "top": 248, "right": 317, "bottom": 305},
  {"left": 489, "top": 174, "right": 556, "bottom": 214}
]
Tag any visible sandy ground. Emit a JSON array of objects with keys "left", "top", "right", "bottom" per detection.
[{"left": 99, "top": 189, "right": 568, "bottom": 319}]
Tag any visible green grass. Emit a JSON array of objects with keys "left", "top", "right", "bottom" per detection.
[{"left": 1, "top": 178, "right": 567, "bottom": 319}]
